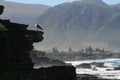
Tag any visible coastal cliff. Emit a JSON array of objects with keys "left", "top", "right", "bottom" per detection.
[{"left": 0, "top": 5, "right": 76, "bottom": 80}]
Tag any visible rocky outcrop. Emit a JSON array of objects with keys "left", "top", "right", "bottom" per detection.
[
  {"left": 76, "top": 63, "right": 91, "bottom": 69},
  {"left": 0, "top": 4, "right": 44, "bottom": 80},
  {"left": 0, "top": 5, "right": 76, "bottom": 80},
  {"left": 76, "top": 62, "right": 105, "bottom": 69},
  {"left": 91, "top": 62, "right": 104, "bottom": 67},
  {"left": 32, "top": 66, "right": 76, "bottom": 80},
  {"left": 114, "top": 66, "right": 120, "bottom": 70}
]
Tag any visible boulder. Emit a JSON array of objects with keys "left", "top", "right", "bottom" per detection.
[
  {"left": 32, "top": 65, "right": 76, "bottom": 80},
  {"left": 76, "top": 63, "right": 91, "bottom": 69}
]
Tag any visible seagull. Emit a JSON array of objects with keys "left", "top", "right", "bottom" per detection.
[{"left": 35, "top": 23, "right": 43, "bottom": 30}]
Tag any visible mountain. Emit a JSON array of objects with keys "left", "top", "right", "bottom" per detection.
[
  {"left": 36, "top": 0, "right": 120, "bottom": 51},
  {"left": 0, "top": 0, "right": 50, "bottom": 27}
]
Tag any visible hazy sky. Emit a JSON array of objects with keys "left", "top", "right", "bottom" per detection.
[{"left": 4, "top": 0, "right": 120, "bottom": 6}]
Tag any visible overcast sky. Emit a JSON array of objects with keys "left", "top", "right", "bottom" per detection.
[{"left": 4, "top": 0, "right": 120, "bottom": 6}]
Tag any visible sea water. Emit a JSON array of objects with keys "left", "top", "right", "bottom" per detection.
[{"left": 65, "top": 58, "right": 120, "bottom": 79}]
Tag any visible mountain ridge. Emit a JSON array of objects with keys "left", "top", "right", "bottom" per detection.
[{"left": 36, "top": 1, "right": 120, "bottom": 51}]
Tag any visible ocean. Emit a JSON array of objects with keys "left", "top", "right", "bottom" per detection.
[{"left": 65, "top": 58, "right": 120, "bottom": 80}]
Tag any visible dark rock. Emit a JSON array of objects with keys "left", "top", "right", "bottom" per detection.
[
  {"left": 114, "top": 66, "right": 120, "bottom": 70},
  {"left": 0, "top": 5, "right": 4, "bottom": 15},
  {"left": 30, "top": 51, "right": 76, "bottom": 80},
  {"left": 76, "top": 62, "right": 105, "bottom": 69},
  {"left": 0, "top": 5, "right": 43, "bottom": 80},
  {"left": 32, "top": 65, "right": 76, "bottom": 80},
  {"left": 76, "top": 63, "right": 91, "bottom": 69},
  {"left": 0, "top": 19, "right": 28, "bottom": 30},
  {"left": 91, "top": 62, "right": 104, "bottom": 67}
]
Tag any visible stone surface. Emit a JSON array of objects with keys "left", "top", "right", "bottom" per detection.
[
  {"left": 0, "top": 5, "right": 76, "bottom": 80},
  {"left": 32, "top": 65, "right": 76, "bottom": 80},
  {"left": 0, "top": 5, "right": 44, "bottom": 80}
]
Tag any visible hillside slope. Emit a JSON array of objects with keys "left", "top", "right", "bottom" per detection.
[{"left": 37, "top": 0, "right": 120, "bottom": 51}]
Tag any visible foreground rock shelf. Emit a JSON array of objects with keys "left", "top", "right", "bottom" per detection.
[{"left": 33, "top": 65, "right": 76, "bottom": 80}]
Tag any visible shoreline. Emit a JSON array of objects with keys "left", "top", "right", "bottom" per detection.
[
  {"left": 65, "top": 58, "right": 120, "bottom": 80},
  {"left": 76, "top": 74, "right": 119, "bottom": 80}
]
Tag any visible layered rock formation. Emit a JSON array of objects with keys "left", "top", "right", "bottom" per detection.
[
  {"left": 0, "top": 5, "right": 44, "bottom": 80},
  {"left": 0, "top": 5, "right": 76, "bottom": 80}
]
